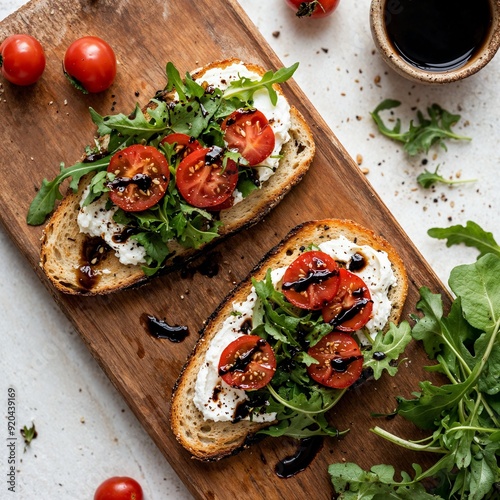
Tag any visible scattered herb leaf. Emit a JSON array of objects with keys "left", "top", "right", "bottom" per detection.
[
  {"left": 417, "top": 165, "right": 476, "bottom": 189},
  {"left": 20, "top": 423, "right": 38, "bottom": 446},
  {"left": 370, "top": 99, "right": 471, "bottom": 156}
]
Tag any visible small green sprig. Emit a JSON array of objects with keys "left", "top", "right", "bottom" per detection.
[
  {"left": 417, "top": 165, "right": 476, "bottom": 189},
  {"left": 21, "top": 423, "right": 38, "bottom": 447},
  {"left": 370, "top": 99, "right": 471, "bottom": 156}
]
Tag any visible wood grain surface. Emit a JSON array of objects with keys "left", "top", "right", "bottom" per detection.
[{"left": 0, "top": 0, "right": 449, "bottom": 498}]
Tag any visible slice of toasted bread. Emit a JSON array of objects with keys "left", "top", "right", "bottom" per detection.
[
  {"left": 170, "top": 219, "right": 408, "bottom": 461},
  {"left": 39, "top": 59, "right": 315, "bottom": 295}
]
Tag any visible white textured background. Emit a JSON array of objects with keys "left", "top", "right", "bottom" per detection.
[{"left": 1, "top": 0, "right": 498, "bottom": 498}]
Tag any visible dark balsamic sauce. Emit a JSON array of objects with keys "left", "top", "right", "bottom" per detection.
[
  {"left": 77, "top": 236, "right": 109, "bottom": 290},
  {"left": 180, "top": 252, "right": 221, "bottom": 279},
  {"left": 275, "top": 436, "right": 324, "bottom": 478},
  {"left": 108, "top": 173, "right": 153, "bottom": 193},
  {"left": 331, "top": 355, "right": 363, "bottom": 373},
  {"left": 329, "top": 298, "right": 371, "bottom": 328},
  {"left": 140, "top": 314, "right": 189, "bottom": 342},
  {"left": 384, "top": 0, "right": 492, "bottom": 72},
  {"left": 112, "top": 226, "right": 139, "bottom": 244},
  {"left": 283, "top": 267, "right": 339, "bottom": 293},
  {"left": 348, "top": 252, "right": 367, "bottom": 272},
  {"left": 205, "top": 146, "right": 224, "bottom": 165},
  {"left": 373, "top": 351, "right": 387, "bottom": 361}
]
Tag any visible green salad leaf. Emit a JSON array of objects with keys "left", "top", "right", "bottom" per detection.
[
  {"left": 370, "top": 99, "right": 471, "bottom": 156},
  {"left": 328, "top": 462, "right": 440, "bottom": 499},
  {"left": 330, "top": 222, "right": 500, "bottom": 499},
  {"left": 428, "top": 221, "right": 500, "bottom": 260},
  {"left": 363, "top": 322, "right": 412, "bottom": 379},
  {"left": 222, "top": 62, "right": 299, "bottom": 106}
]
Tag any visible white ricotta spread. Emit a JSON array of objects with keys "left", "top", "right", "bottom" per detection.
[
  {"left": 77, "top": 187, "right": 147, "bottom": 266},
  {"left": 318, "top": 236, "right": 397, "bottom": 333},
  {"left": 193, "top": 238, "right": 397, "bottom": 423},
  {"left": 195, "top": 62, "right": 292, "bottom": 183}
]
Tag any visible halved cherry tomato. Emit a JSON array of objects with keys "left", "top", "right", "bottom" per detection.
[
  {"left": 94, "top": 476, "right": 143, "bottom": 500},
  {"left": 207, "top": 195, "right": 235, "bottom": 212},
  {"left": 218, "top": 335, "right": 276, "bottom": 390},
  {"left": 0, "top": 34, "right": 46, "bottom": 85},
  {"left": 281, "top": 251, "right": 340, "bottom": 310},
  {"left": 107, "top": 145, "right": 170, "bottom": 212},
  {"left": 322, "top": 269, "right": 373, "bottom": 332},
  {"left": 176, "top": 146, "right": 238, "bottom": 208},
  {"left": 221, "top": 109, "right": 275, "bottom": 166},
  {"left": 286, "top": 0, "right": 340, "bottom": 18},
  {"left": 307, "top": 332, "right": 363, "bottom": 389},
  {"left": 160, "top": 133, "right": 202, "bottom": 160},
  {"left": 63, "top": 36, "right": 116, "bottom": 93}
]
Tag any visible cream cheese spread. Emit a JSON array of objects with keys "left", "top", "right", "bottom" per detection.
[
  {"left": 193, "top": 238, "right": 397, "bottom": 423},
  {"left": 77, "top": 187, "right": 147, "bottom": 266}
]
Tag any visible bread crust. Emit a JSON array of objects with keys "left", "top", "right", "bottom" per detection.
[
  {"left": 39, "top": 59, "right": 315, "bottom": 295},
  {"left": 170, "top": 218, "right": 408, "bottom": 461}
]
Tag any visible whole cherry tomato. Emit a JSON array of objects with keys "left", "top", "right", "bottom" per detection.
[
  {"left": 63, "top": 36, "right": 117, "bottom": 93},
  {"left": 94, "top": 476, "right": 143, "bottom": 500},
  {"left": 285, "top": 0, "right": 340, "bottom": 18},
  {"left": 0, "top": 34, "right": 46, "bottom": 85}
]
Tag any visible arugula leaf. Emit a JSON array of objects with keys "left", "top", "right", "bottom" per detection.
[
  {"left": 222, "top": 62, "right": 299, "bottom": 106},
  {"left": 396, "top": 363, "right": 482, "bottom": 430},
  {"left": 449, "top": 254, "right": 500, "bottom": 333},
  {"left": 328, "top": 462, "right": 440, "bottom": 499},
  {"left": 26, "top": 156, "right": 111, "bottom": 225},
  {"left": 357, "top": 248, "right": 500, "bottom": 499},
  {"left": 89, "top": 103, "right": 172, "bottom": 142},
  {"left": 428, "top": 221, "right": 500, "bottom": 260},
  {"left": 370, "top": 99, "right": 471, "bottom": 156},
  {"left": 363, "top": 322, "right": 412, "bottom": 379},
  {"left": 417, "top": 165, "right": 476, "bottom": 189}
]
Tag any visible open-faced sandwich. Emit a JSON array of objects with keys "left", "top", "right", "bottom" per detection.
[
  {"left": 27, "top": 59, "right": 314, "bottom": 294},
  {"left": 170, "top": 219, "right": 411, "bottom": 461}
]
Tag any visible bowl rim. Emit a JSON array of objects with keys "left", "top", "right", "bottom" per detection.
[{"left": 370, "top": 0, "right": 500, "bottom": 84}]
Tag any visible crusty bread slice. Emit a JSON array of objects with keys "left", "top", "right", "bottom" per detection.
[
  {"left": 170, "top": 219, "right": 408, "bottom": 461},
  {"left": 39, "top": 60, "right": 315, "bottom": 295}
]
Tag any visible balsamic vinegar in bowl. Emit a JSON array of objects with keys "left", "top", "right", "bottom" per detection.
[
  {"left": 370, "top": 0, "right": 500, "bottom": 83},
  {"left": 384, "top": 0, "right": 493, "bottom": 72}
]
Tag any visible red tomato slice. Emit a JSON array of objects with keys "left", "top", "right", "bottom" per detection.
[
  {"left": 281, "top": 251, "right": 340, "bottom": 310},
  {"left": 218, "top": 335, "right": 276, "bottom": 390},
  {"left": 222, "top": 109, "right": 275, "bottom": 166},
  {"left": 160, "top": 133, "right": 202, "bottom": 159},
  {"left": 307, "top": 332, "right": 363, "bottom": 389},
  {"left": 107, "top": 145, "right": 170, "bottom": 212},
  {"left": 322, "top": 268, "right": 373, "bottom": 332},
  {"left": 176, "top": 146, "right": 238, "bottom": 208}
]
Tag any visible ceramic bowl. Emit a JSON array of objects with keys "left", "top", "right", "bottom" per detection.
[{"left": 370, "top": 0, "right": 500, "bottom": 84}]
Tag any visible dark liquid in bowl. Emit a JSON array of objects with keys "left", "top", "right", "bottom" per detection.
[{"left": 384, "top": 0, "right": 492, "bottom": 72}]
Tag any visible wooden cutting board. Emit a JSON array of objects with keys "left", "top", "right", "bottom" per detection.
[{"left": 0, "top": 0, "right": 449, "bottom": 498}]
